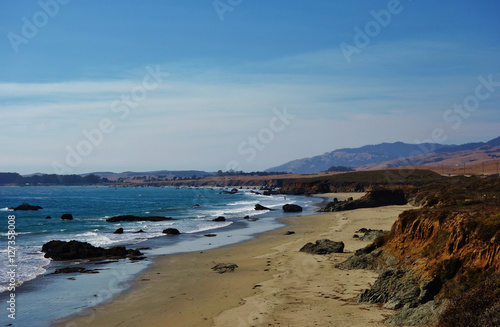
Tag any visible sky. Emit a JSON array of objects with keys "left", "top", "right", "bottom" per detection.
[{"left": 1, "top": 0, "right": 499, "bottom": 175}]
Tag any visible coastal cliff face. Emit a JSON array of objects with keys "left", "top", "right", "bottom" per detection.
[{"left": 344, "top": 177, "right": 500, "bottom": 326}]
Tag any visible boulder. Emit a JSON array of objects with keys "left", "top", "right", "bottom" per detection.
[
  {"left": 163, "top": 228, "right": 181, "bottom": 235},
  {"left": 283, "top": 204, "right": 303, "bottom": 212},
  {"left": 45, "top": 216, "right": 51, "bottom": 219},
  {"left": 106, "top": 215, "right": 176, "bottom": 222},
  {"left": 113, "top": 228, "right": 124, "bottom": 234},
  {"left": 134, "top": 229, "right": 145, "bottom": 233},
  {"left": 212, "top": 216, "right": 226, "bottom": 222},
  {"left": 299, "top": 239, "right": 344, "bottom": 255},
  {"left": 61, "top": 213, "right": 73, "bottom": 220},
  {"left": 204, "top": 234, "right": 217, "bottom": 237},
  {"left": 212, "top": 263, "right": 238, "bottom": 274},
  {"left": 41, "top": 240, "right": 142, "bottom": 260},
  {"left": 255, "top": 204, "right": 271, "bottom": 211},
  {"left": 10, "top": 203, "right": 42, "bottom": 211},
  {"left": 285, "top": 231, "right": 295, "bottom": 235}
]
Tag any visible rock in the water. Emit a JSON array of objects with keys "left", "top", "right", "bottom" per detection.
[
  {"left": 10, "top": 203, "right": 42, "bottom": 211},
  {"left": 41, "top": 240, "right": 142, "bottom": 260},
  {"left": 106, "top": 215, "right": 175, "bottom": 222},
  {"left": 45, "top": 216, "right": 51, "bottom": 219},
  {"left": 299, "top": 239, "right": 344, "bottom": 255},
  {"left": 255, "top": 204, "right": 271, "bottom": 211},
  {"left": 212, "top": 263, "right": 238, "bottom": 274},
  {"left": 163, "top": 228, "right": 181, "bottom": 235},
  {"left": 61, "top": 213, "right": 73, "bottom": 220},
  {"left": 114, "top": 228, "right": 124, "bottom": 234},
  {"left": 282, "top": 204, "right": 303, "bottom": 212},
  {"left": 212, "top": 216, "right": 226, "bottom": 222},
  {"left": 204, "top": 234, "right": 217, "bottom": 237},
  {"left": 134, "top": 229, "right": 145, "bottom": 233}
]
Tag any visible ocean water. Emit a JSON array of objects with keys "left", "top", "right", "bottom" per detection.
[{"left": 0, "top": 186, "right": 322, "bottom": 326}]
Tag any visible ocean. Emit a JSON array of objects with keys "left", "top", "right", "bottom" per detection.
[{"left": 0, "top": 186, "right": 322, "bottom": 326}]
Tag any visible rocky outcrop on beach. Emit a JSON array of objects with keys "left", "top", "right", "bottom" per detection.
[
  {"left": 212, "top": 263, "right": 238, "bottom": 274},
  {"left": 10, "top": 203, "right": 42, "bottom": 211},
  {"left": 106, "top": 215, "right": 176, "bottom": 222},
  {"left": 321, "top": 189, "right": 407, "bottom": 212},
  {"left": 299, "top": 239, "right": 344, "bottom": 255},
  {"left": 41, "top": 240, "right": 142, "bottom": 260},
  {"left": 336, "top": 177, "right": 500, "bottom": 326},
  {"left": 282, "top": 204, "right": 303, "bottom": 212}
]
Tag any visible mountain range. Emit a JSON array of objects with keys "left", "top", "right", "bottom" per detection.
[{"left": 266, "top": 137, "right": 500, "bottom": 174}]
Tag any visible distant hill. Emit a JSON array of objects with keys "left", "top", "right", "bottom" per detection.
[
  {"left": 266, "top": 142, "right": 449, "bottom": 173},
  {"left": 266, "top": 137, "right": 500, "bottom": 174}
]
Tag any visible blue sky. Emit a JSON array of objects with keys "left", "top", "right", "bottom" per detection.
[{"left": 1, "top": 0, "right": 499, "bottom": 174}]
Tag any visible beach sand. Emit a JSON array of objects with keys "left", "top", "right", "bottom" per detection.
[{"left": 58, "top": 194, "right": 413, "bottom": 327}]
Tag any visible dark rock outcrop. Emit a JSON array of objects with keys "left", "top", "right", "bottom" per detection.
[
  {"left": 204, "top": 234, "right": 217, "bottom": 237},
  {"left": 10, "top": 203, "right": 42, "bottom": 211},
  {"left": 163, "top": 228, "right": 181, "bottom": 235},
  {"left": 255, "top": 204, "right": 271, "bottom": 211},
  {"left": 322, "top": 189, "right": 407, "bottom": 212},
  {"left": 106, "top": 215, "right": 175, "bottom": 222},
  {"left": 285, "top": 231, "right": 295, "bottom": 235},
  {"left": 113, "top": 228, "right": 124, "bottom": 234},
  {"left": 354, "top": 228, "right": 388, "bottom": 242},
  {"left": 41, "top": 240, "right": 142, "bottom": 260},
  {"left": 212, "top": 216, "right": 226, "bottom": 222},
  {"left": 61, "top": 213, "right": 73, "bottom": 220},
  {"left": 212, "top": 263, "right": 238, "bottom": 274},
  {"left": 282, "top": 204, "right": 303, "bottom": 213},
  {"left": 45, "top": 216, "right": 51, "bottom": 219},
  {"left": 299, "top": 239, "right": 344, "bottom": 255}
]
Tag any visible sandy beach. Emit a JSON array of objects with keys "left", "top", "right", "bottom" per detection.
[{"left": 58, "top": 194, "right": 413, "bottom": 327}]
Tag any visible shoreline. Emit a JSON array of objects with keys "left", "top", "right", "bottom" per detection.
[{"left": 58, "top": 193, "right": 412, "bottom": 327}]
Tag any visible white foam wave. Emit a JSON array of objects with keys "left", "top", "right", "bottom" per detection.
[{"left": 0, "top": 207, "right": 12, "bottom": 211}]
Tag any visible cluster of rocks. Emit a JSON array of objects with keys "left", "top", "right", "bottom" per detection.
[
  {"left": 41, "top": 240, "right": 143, "bottom": 261},
  {"left": 255, "top": 203, "right": 303, "bottom": 212},
  {"left": 353, "top": 228, "right": 388, "bottom": 242},
  {"left": 336, "top": 242, "right": 444, "bottom": 326}
]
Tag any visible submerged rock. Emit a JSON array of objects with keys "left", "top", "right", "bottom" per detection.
[
  {"left": 106, "top": 215, "right": 175, "bottom": 222},
  {"left": 212, "top": 216, "right": 226, "bottom": 222},
  {"left": 10, "top": 203, "right": 42, "bottom": 211},
  {"left": 61, "top": 213, "right": 73, "bottom": 220},
  {"left": 299, "top": 239, "right": 344, "bottom": 255},
  {"left": 113, "top": 228, "right": 124, "bottom": 234},
  {"left": 255, "top": 204, "right": 271, "bottom": 211},
  {"left": 163, "top": 228, "right": 181, "bottom": 235}
]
